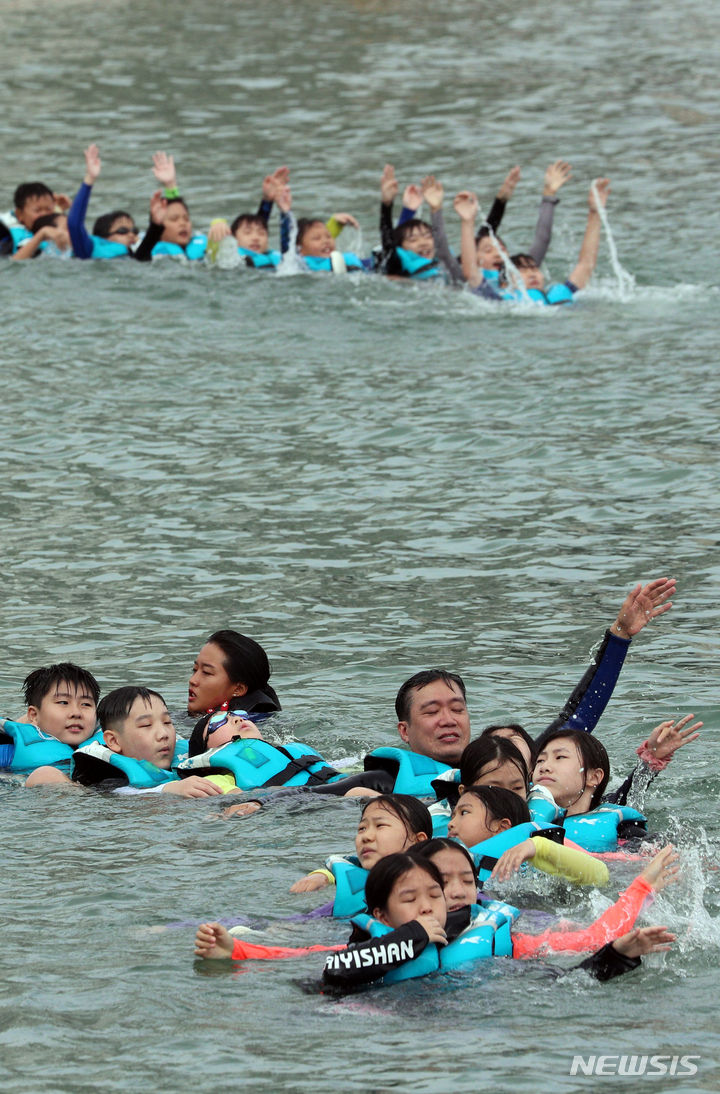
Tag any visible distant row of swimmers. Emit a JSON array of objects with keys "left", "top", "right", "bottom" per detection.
[
  {"left": 2, "top": 576, "right": 696, "bottom": 988},
  {"left": 2, "top": 146, "right": 611, "bottom": 305}
]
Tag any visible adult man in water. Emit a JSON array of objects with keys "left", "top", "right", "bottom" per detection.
[{"left": 317, "top": 577, "right": 676, "bottom": 797}]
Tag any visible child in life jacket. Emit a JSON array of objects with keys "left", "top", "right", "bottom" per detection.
[
  {"left": 289, "top": 794, "right": 433, "bottom": 913},
  {"left": 2, "top": 662, "right": 100, "bottom": 785}
]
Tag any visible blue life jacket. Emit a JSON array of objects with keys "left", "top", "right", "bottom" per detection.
[
  {"left": 72, "top": 738, "right": 188, "bottom": 788},
  {"left": 501, "top": 282, "right": 575, "bottom": 305},
  {"left": 302, "top": 252, "right": 366, "bottom": 273},
  {"left": 350, "top": 899, "right": 518, "bottom": 982},
  {"left": 559, "top": 805, "right": 647, "bottom": 852},
  {"left": 328, "top": 856, "right": 369, "bottom": 918},
  {"left": 90, "top": 236, "right": 131, "bottom": 260},
  {"left": 151, "top": 234, "right": 207, "bottom": 261},
  {"left": 0, "top": 719, "right": 102, "bottom": 773},
  {"left": 9, "top": 224, "right": 32, "bottom": 252},
  {"left": 469, "top": 821, "right": 565, "bottom": 882},
  {"left": 177, "top": 738, "right": 341, "bottom": 791},
  {"left": 395, "top": 246, "right": 441, "bottom": 280},
  {"left": 527, "top": 787, "right": 565, "bottom": 826},
  {"left": 238, "top": 247, "right": 281, "bottom": 268},
  {"left": 364, "top": 747, "right": 452, "bottom": 797}
]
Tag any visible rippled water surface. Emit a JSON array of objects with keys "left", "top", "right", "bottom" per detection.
[{"left": 2, "top": 0, "right": 719, "bottom": 1090}]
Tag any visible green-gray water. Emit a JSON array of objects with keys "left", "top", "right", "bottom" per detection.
[{"left": 2, "top": 1, "right": 719, "bottom": 1090}]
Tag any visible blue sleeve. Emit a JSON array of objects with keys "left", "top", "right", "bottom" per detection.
[
  {"left": 397, "top": 206, "right": 416, "bottom": 226},
  {"left": 257, "top": 198, "right": 273, "bottom": 223},
  {"left": 541, "top": 630, "right": 631, "bottom": 736},
  {"left": 67, "top": 182, "right": 95, "bottom": 260},
  {"left": 280, "top": 211, "right": 292, "bottom": 254}
]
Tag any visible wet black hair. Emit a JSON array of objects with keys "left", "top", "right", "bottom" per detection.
[
  {"left": 364, "top": 852, "right": 444, "bottom": 917},
  {"left": 30, "top": 212, "right": 62, "bottom": 234},
  {"left": 230, "top": 212, "right": 269, "bottom": 235},
  {"left": 23, "top": 663, "right": 100, "bottom": 708},
  {"left": 394, "top": 669, "right": 466, "bottom": 723},
  {"left": 361, "top": 793, "right": 433, "bottom": 840},
  {"left": 97, "top": 686, "right": 167, "bottom": 734},
  {"left": 296, "top": 217, "right": 326, "bottom": 248},
  {"left": 14, "top": 181, "right": 53, "bottom": 209},
  {"left": 533, "top": 728, "right": 610, "bottom": 810},
  {"left": 459, "top": 736, "right": 529, "bottom": 793},
  {"left": 481, "top": 722, "right": 534, "bottom": 755},
  {"left": 474, "top": 225, "right": 507, "bottom": 248},
  {"left": 411, "top": 837, "right": 478, "bottom": 881},
  {"left": 166, "top": 196, "right": 189, "bottom": 211},
  {"left": 459, "top": 784, "right": 530, "bottom": 829},
  {"left": 205, "top": 630, "right": 278, "bottom": 704},
  {"left": 92, "top": 210, "right": 135, "bottom": 238},
  {"left": 509, "top": 253, "right": 538, "bottom": 269},
  {"left": 392, "top": 217, "right": 432, "bottom": 248}
]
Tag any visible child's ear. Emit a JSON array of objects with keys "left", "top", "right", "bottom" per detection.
[
  {"left": 414, "top": 832, "right": 428, "bottom": 844},
  {"left": 26, "top": 706, "right": 40, "bottom": 726},
  {"left": 457, "top": 783, "right": 465, "bottom": 795},
  {"left": 585, "top": 767, "right": 604, "bottom": 789},
  {"left": 104, "top": 729, "right": 123, "bottom": 755},
  {"left": 490, "top": 817, "right": 512, "bottom": 834},
  {"left": 373, "top": 907, "right": 391, "bottom": 926}
]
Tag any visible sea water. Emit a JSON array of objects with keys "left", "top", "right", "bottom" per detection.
[{"left": 1, "top": 0, "right": 719, "bottom": 1090}]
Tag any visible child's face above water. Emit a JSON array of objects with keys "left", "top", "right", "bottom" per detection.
[
  {"left": 299, "top": 222, "right": 334, "bottom": 258},
  {"left": 449, "top": 793, "right": 502, "bottom": 847},
  {"left": 355, "top": 801, "right": 419, "bottom": 870},
  {"left": 106, "top": 694, "right": 176, "bottom": 768},
  {"left": 233, "top": 220, "right": 269, "bottom": 253},
  {"left": 205, "top": 711, "right": 262, "bottom": 748},
  {"left": 401, "top": 225, "right": 434, "bottom": 259},
  {"left": 375, "top": 865, "right": 447, "bottom": 929},
  {"left": 430, "top": 846, "right": 477, "bottom": 912},
  {"left": 28, "top": 683, "right": 97, "bottom": 746},
  {"left": 162, "top": 202, "right": 193, "bottom": 246}
]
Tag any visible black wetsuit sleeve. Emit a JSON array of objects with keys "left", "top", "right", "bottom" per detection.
[
  {"left": 604, "top": 760, "right": 658, "bottom": 807},
  {"left": 486, "top": 197, "right": 505, "bottom": 233},
  {"left": 575, "top": 942, "right": 641, "bottom": 981},
  {"left": 378, "top": 200, "right": 403, "bottom": 276},
  {"left": 321, "top": 920, "right": 430, "bottom": 990},
  {"left": 537, "top": 629, "right": 631, "bottom": 739},
  {"left": 309, "top": 768, "right": 395, "bottom": 796},
  {"left": 133, "top": 219, "right": 163, "bottom": 262}
]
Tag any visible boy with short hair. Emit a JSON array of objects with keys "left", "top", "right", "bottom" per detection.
[
  {"left": 72, "top": 685, "right": 222, "bottom": 797},
  {"left": 1, "top": 182, "right": 70, "bottom": 254},
  {"left": 1, "top": 662, "right": 100, "bottom": 779}
]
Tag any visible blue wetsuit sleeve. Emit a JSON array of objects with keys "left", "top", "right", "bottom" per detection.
[
  {"left": 67, "top": 182, "right": 94, "bottom": 260},
  {"left": 397, "top": 205, "right": 416, "bottom": 226},
  {"left": 257, "top": 198, "right": 273, "bottom": 223},
  {"left": 280, "top": 211, "right": 292, "bottom": 253},
  {"left": 540, "top": 629, "right": 631, "bottom": 736}
]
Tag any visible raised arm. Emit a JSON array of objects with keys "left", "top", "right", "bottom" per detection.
[
  {"left": 528, "top": 159, "right": 572, "bottom": 264},
  {"left": 568, "top": 177, "right": 609, "bottom": 289},
  {"left": 485, "top": 165, "right": 520, "bottom": 233},
  {"left": 454, "top": 190, "right": 480, "bottom": 286},
  {"left": 67, "top": 144, "right": 102, "bottom": 260},
  {"left": 423, "top": 175, "right": 463, "bottom": 284}
]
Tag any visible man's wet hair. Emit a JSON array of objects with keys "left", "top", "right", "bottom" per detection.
[
  {"left": 23, "top": 663, "right": 100, "bottom": 708},
  {"left": 14, "top": 182, "right": 53, "bottom": 210},
  {"left": 395, "top": 669, "right": 466, "bottom": 723},
  {"left": 97, "top": 686, "right": 167, "bottom": 734}
]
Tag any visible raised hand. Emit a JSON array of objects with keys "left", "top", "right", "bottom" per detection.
[
  {"left": 589, "top": 177, "right": 610, "bottom": 212},
  {"left": 262, "top": 165, "right": 290, "bottom": 202},
  {"left": 421, "top": 174, "right": 444, "bottom": 212},
  {"left": 497, "top": 165, "right": 521, "bottom": 201},
  {"left": 380, "top": 163, "right": 399, "bottom": 205},
  {"left": 612, "top": 577, "right": 676, "bottom": 639},
  {"left": 84, "top": 144, "right": 102, "bottom": 185},
  {"left": 543, "top": 159, "right": 572, "bottom": 197},
  {"left": 640, "top": 845, "right": 680, "bottom": 893},
  {"left": 453, "top": 190, "right": 479, "bottom": 223},
  {"left": 645, "top": 714, "right": 701, "bottom": 762},
  {"left": 152, "top": 151, "right": 177, "bottom": 190},
  {"left": 402, "top": 183, "right": 423, "bottom": 212}
]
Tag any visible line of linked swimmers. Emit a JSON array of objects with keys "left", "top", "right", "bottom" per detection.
[
  {"left": 1, "top": 145, "right": 610, "bottom": 306},
  {"left": 1, "top": 577, "right": 699, "bottom": 989}
]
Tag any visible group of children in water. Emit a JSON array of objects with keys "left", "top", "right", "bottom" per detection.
[
  {"left": 1, "top": 145, "right": 611, "bottom": 305},
  {"left": 1, "top": 576, "right": 701, "bottom": 991}
]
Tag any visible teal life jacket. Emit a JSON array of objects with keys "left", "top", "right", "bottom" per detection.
[
  {"left": 395, "top": 246, "right": 441, "bottom": 280},
  {"left": 559, "top": 805, "right": 647, "bottom": 852},
  {"left": 501, "top": 282, "right": 575, "bottom": 305},
  {"left": 527, "top": 786, "right": 565, "bottom": 826},
  {"left": 177, "top": 738, "right": 341, "bottom": 790},
  {"left": 363, "top": 747, "right": 452, "bottom": 797},
  {"left": 10, "top": 224, "right": 32, "bottom": 252},
  {"left": 302, "top": 252, "right": 365, "bottom": 273},
  {"left": 469, "top": 821, "right": 565, "bottom": 882},
  {"left": 90, "top": 236, "right": 131, "bottom": 259},
  {"left": 350, "top": 899, "right": 518, "bottom": 982},
  {"left": 0, "top": 718, "right": 102, "bottom": 773},
  {"left": 151, "top": 234, "right": 207, "bottom": 261},
  {"left": 327, "top": 856, "right": 369, "bottom": 918},
  {"left": 72, "top": 738, "right": 188, "bottom": 788},
  {"left": 238, "top": 246, "right": 281, "bottom": 268}
]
